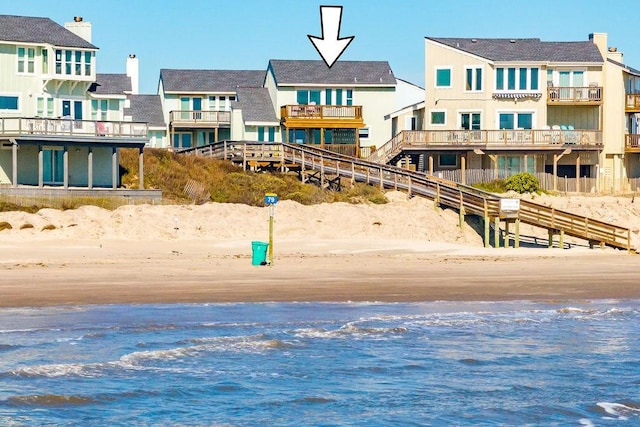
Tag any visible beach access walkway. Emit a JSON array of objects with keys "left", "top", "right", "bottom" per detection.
[{"left": 179, "top": 141, "right": 635, "bottom": 253}]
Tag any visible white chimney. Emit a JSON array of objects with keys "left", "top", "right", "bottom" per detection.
[
  {"left": 127, "top": 54, "right": 139, "bottom": 95},
  {"left": 65, "top": 16, "right": 92, "bottom": 43}
]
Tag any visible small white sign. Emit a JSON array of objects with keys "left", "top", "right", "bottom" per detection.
[{"left": 500, "top": 198, "right": 520, "bottom": 212}]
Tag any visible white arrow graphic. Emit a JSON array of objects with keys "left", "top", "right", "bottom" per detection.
[{"left": 308, "top": 6, "right": 354, "bottom": 68}]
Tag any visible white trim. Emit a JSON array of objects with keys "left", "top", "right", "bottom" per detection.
[{"left": 434, "top": 67, "right": 453, "bottom": 89}]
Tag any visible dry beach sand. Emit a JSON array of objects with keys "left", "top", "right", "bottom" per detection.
[{"left": 0, "top": 192, "right": 639, "bottom": 307}]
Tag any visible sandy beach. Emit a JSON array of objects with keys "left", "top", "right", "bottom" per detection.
[{"left": 0, "top": 192, "right": 639, "bottom": 307}]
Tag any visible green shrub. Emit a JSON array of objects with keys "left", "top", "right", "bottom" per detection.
[
  {"left": 471, "top": 179, "right": 507, "bottom": 193},
  {"left": 505, "top": 172, "right": 540, "bottom": 194}
]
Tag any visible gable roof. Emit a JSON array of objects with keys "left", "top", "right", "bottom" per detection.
[
  {"left": 608, "top": 58, "right": 640, "bottom": 78},
  {"left": 125, "top": 95, "right": 165, "bottom": 127},
  {"left": 232, "top": 87, "right": 278, "bottom": 124},
  {"left": 268, "top": 59, "right": 396, "bottom": 86},
  {"left": 0, "top": 14, "right": 97, "bottom": 49},
  {"left": 89, "top": 73, "right": 131, "bottom": 95},
  {"left": 426, "top": 37, "right": 603, "bottom": 63},
  {"left": 160, "top": 69, "right": 266, "bottom": 93}
]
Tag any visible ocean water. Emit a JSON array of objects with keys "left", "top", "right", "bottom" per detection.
[{"left": 0, "top": 301, "right": 639, "bottom": 426}]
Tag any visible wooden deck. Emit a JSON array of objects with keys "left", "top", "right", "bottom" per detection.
[{"left": 180, "top": 141, "right": 634, "bottom": 252}]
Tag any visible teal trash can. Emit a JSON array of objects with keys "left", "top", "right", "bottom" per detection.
[{"left": 251, "top": 241, "right": 269, "bottom": 266}]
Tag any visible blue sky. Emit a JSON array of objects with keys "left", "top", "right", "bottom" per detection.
[{"left": 3, "top": 1, "right": 638, "bottom": 94}]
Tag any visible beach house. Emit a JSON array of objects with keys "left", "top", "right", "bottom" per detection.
[
  {"left": 158, "top": 69, "right": 274, "bottom": 149},
  {"left": 372, "top": 33, "right": 640, "bottom": 193},
  {"left": 0, "top": 15, "right": 152, "bottom": 195},
  {"left": 266, "top": 59, "right": 400, "bottom": 157}
]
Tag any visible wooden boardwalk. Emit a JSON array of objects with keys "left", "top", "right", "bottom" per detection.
[{"left": 179, "top": 141, "right": 635, "bottom": 252}]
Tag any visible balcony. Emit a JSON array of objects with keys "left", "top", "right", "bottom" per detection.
[
  {"left": 169, "top": 110, "right": 231, "bottom": 128},
  {"left": 547, "top": 86, "right": 603, "bottom": 105},
  {"left": 398, "top": 129, "right": 603, "bottom": 150},
  {"left": 280, "top": 105, "right": 364, "bottom": 128},
  {"left": 0, "top": 117, "right": 148, "bottom": 141},
  {"left": 626, "top": 134, "right": 640, "bottom": 152},
  {"left": 626, "top": 94, "right": 640, "bottom": 112}
]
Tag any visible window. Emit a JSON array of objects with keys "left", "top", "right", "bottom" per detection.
[
  {"left": 496, "top": 67, "right": 540, "bottom": 91},
  {"left": 435, "top": 68, "right": 451, "bottom": 87},
  {"left": 430, "top": 110, "right": 446, "bottom": 125},
  {"left": 55, "top": 49, "right": 62, "bottom": 74},
  {"left": 65, "top": 50, "right": 72, "bottom": 75},
  {"left": 42, "top": 49, "right": 48, "bottom": 74},
  {"left": 439, "top": 154, "right": 457, "bottom": 168},
  {"left": 498, "top": 156, "right": 535, "bottom": 174},
  {"left": 0, "top": 95, "right": 19, "bottom": 110},
  {"left": 91, "top": 99, "right": 108, "bottom": 120},
  {"left": 84, "top": 51, "right": 92, "bottom": 75},
  {"left": 507, "top": 68, "right": 516, "bottom": 90},
  {"left": 498, "top": 112, "right": 533, "bottom": 129},
  {"left": 297, "top": 89, "right": 321, "bottom": 105},
  {"left": 358, "top": 127, "right": 369, "bottom": 139},
  {"left": 258, "top": 126, "right": 265, "bottom": 141},
  {"left": 173, "top": 133, "right": 192, "bottom": 149},
  {"left": 37, "top": 97, "right": 54, "bottom": 117},
  {"left": 346, "top": 89, "right": 353, "bottom": 106},
  {"left": 465, "top": 67, "right": 482, "bottom": 91},
  {"left": 460, "top": 113, "right": 480, "bottom": 130},
  {"left": 326, "top": 89, "right": 332, "bottom": 105},
  {"left": 75, "top": 51, "right": 82, "bottom": 75},
  {"left": 336, "top": 89, "right": 343, "bottom": 104},
  {"left": 268, "top": 127, "right": 275, "bottom": 142},
  {"left": 17, "top": 47, "right": 35, "bottom": 73}
]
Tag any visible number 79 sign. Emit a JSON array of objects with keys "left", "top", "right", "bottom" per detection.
[{"left": 264, "top": 193, "right": 278, "bottom": 205}]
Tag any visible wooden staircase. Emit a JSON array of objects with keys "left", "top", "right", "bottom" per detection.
[{"left": 179, "top": 141, "right": 635, "bottom": 252}]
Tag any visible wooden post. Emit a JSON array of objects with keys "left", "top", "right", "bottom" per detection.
[
  {"left": 223, "top": 140, "right": 227, "bottom": 159},
  {"left": 459, "top": 191, "right": 465, "bottom": 228},
  {"left": 494, "top": 217, "right": 500, "bottom": 248},
  {"left": 548, "top": 229, "right": 554, "bottom": 248},
  {"left": 351, "top": 161, "right": 355, "bottom": 185},
  {"left": 394, "top": 173, "right": 398, "bottom": 190},
  {"left": 408, "top": 176, "right": 412, "bottom": 197},
  {"left": 242, "top": 144, "right": 247, "bottom": 171},
  {"left": 559, "top": 229, "right": 565, "bottom": 249},
  {"left": 505, "top": 220, "right": 510, "bottom": 248},
  {"left": 428, "top": 155, "right": 434, "bottom": 175},
  {"left": 515, "top": 218, "right": 520, "bottom": 248},
  {"left": 405, "top": 154, "right": 410, "bottom": 170},
  {"left": 576, "top": 154, "right": 581, "bottom": 193},
  {"left": 320, "top": 156, "right": 325, "bottom": 186},
  {"left": 12, "top": 142, "right": 18, "bottom": 188},
  {"left": 461, "top": 154, "right": 466, "bottom": 185},
  {"left": 301, "top": 151, "right": 305, "bottom": 175},
  {"left": 484, "top": 216, "right": 490, "bottom": 248},
  {"left": 138, "top": 147, "right": 144, "bottom": 189},
  {"left": 379, "top": 166, "right": 384, "bottom": 190}
]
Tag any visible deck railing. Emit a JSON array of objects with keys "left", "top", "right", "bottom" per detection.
[
  {"left": 169, "top": 110, "right": 231, "bottom": 126},
  {"left": 0, "top": 117, "right": 148, "bottom": 138},
  {"left": 547, "top": 86, "right": 603, "bottom": 103},
  {"left": 280, "top": 105, "right": 363, "bottom": 120},
  {"left": 626, "top": 134, "right": 640, "bottom": 150},
  {"left": 626, "top": 94, "right": 640, "bottom": 110},
  {"left": 368, "top": 129, "right": 603, "bottom": 164}
]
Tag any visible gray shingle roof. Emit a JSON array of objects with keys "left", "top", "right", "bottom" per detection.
[
  {"left": 125, "top": 95, "right": 165, "bottom": 127},
  {"left": 232, "top": 87, "right": 278, "bottom": 124},
  {"left": 160, "top": 69, "right": 266, "bottom": 93},
  {"left": 89, "top": 73, "right": 131, "bottom": 95},
  {"left": 0, "top": 14, "right": 97, "bottom": 49},
  {"left": 268, "top": 59, "right": 396, "bottom": 85},
  {"left": 426, "top": 37, "right": 603, "bottom": 63}
]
